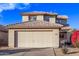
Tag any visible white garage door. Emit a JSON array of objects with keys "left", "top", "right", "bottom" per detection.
[{"left": 17, "top": 31, "right": 59, "bottom": 48}]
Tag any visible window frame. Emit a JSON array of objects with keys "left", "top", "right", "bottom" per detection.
[
  {"left": 44, "top": 15, "right": 50, "bottom": 22},
  {"left": 29, "top": 16, "right": 37, "bottom": 21}
]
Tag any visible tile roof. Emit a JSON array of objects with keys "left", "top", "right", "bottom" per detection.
[
  {"left": 21, "top": 11, "right": 58, "bottom": 16},
  {"left": 61, "top": 26, "right": 72, "bottom": 30},
  {"left": 7, "top": 20, "right": 63, "bottom": 29},
  {"left": 21, "top": 11, "right": 68, "bottom": 20},
  {"left": 57, "top": 15, "right": 68, "bottom": 20}
]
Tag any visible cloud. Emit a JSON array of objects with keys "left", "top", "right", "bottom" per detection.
[{"left": 0, "top": 3, "right": 30, "bottom": 13}]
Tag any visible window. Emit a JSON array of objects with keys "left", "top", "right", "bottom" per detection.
[
  {"left": 56, "top": 19, "right": 67, "bottom": 25},
  {"left": 29, "top": 16, "right": 37, "bottom": 21},
  {"left": 44, "top": 16, "right": 50, "bottom": 21},
  {"left": 56, "top": 19, "right": 59, "bottom": 23}
]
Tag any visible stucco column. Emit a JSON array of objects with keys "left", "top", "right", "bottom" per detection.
[
  {"left": 8, "top": 29, "right": 15, "bottom": 48},
  {"left": 49, "top": 16, "right": 56, "bottom": 23},
  {"left": 22, "top": 16, "right": 28, "bottom": 22},
  {"left": 52, "top": 29, "right": 59, "bottom": 48}
]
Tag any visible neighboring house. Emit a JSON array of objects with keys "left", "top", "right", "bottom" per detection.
[
  {"left": 0, "top": 25, "right": 8, "bottom": 47},
  {"left": 7, "top": 12, "right": 71, "bottom": 48}
]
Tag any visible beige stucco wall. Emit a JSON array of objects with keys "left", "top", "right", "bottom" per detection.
[
  {"left": 22, "top": 16, "right": 28, "bottom": 22},
  {"left": 49, "top": 16, "right": 56, "bottom": 23},
  {"left": 37, "top": 15, "right": 43, "bottom": 21},
  {"left": 8, "top": 29, "right": 59, "bottom": 48},
  {"left": 8, "top": 29, "right": 15, "bottom": 48},
  {"left": 22, "top": 15, "right": 44, "bottom": 22},
  {"left": 52, "top": 29, "right": 59, "bottom": 47}
]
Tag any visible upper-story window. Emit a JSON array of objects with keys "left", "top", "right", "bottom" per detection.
[
  {"left": 56, "top": 19, "right": 67, "bottom": 25},
  {"left": 44, "top": 16, "right": 50, "bottom": 21},
  {"left": 29, "top": 16, "right": 37, "bottom": 21}
]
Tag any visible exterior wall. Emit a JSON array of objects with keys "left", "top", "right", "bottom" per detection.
[
  {"left": 22, "top": 16, "right": 28, "bottom": 22},
  {"left": 37, "top": 15, "right": 44, "bottom": 21},
  {"left": 0, "top": 31, "right": 8, "bottom": 46},
  {"left": 8, "top": 29, "right": 15, "bottom": 48},
  {"left": 52, "top": 29, "right": 59, "bottom": 48},
  {"left": 8, "top": 29, "right": 59, "bottom": 48},
  {"left": 22, "top": 15, "right": 44, "bottom": 22},
  {"left": 49, "top": 16, "right": 56, "bottom": 23}
]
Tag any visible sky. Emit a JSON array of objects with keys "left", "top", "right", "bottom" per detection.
[{"left": 0, "top": 3, "right": 79, "bottom": 29}]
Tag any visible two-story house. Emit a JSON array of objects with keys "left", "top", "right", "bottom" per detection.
[{"left": 7, "top": 12, "right": 71, "bottom": 48}]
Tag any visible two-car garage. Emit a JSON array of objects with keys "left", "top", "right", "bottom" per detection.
[
  {"left": 8, "top": 29, "right": 60, "bottom": 48},
  {"left": 8, "top": 21, "right": 62, "bottom": 48}
]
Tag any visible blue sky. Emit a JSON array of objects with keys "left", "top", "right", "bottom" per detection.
[{"left": 0, "top": 3, "right": 79, "bottom": 29}]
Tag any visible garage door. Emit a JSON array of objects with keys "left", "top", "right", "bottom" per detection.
[{"left": 17, "top": 31, "right": 59, "bottom": 48}]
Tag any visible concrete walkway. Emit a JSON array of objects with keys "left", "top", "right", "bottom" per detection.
[
  {"left": 54, "top": 48, "right": 79, "bottom": 56},
  {"left": 65, "top": 48, "right": 79, "bottom": 56}
]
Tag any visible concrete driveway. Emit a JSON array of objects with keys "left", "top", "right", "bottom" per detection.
[
  {"left": 0, "top": 48, "right": 79, "bottom": 56},
  {"left": 0, "top": 48, "right": 55, "bottom": 56}
]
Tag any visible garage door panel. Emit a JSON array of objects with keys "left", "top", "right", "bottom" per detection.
[{"left": 18, "top": 31, "right": 58, "bottom": 48}]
